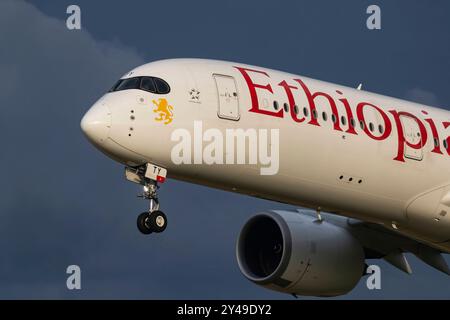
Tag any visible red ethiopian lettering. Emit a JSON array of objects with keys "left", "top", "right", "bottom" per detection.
[
  {"left": 294, "top": 79, "right": 341, "bottom": 130},
  {"left": 234, "top": 66, "right": 282, "bottom": 118}
]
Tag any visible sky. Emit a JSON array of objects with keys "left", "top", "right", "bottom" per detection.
[{"left": 0, "top": 0, "right": 449, "bottom": 299}]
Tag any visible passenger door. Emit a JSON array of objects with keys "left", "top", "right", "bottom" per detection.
[
  {"left": 400, "top": 116, "right": 423, "bottom": 161},
  {"left": 213, "top": 74, "right": 240, "bottom": 121}
]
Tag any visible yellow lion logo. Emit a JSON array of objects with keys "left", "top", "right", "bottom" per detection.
[{"left": 152, "top": 98, "right": 173, "bottom": 125}]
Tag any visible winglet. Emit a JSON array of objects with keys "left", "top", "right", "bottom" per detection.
[
  {"left": 357, "top": 83, "right": 363, "bottom": 90},
  {"left": 415, "top": 247, "right": 450, "bottom": 275},
  {"left": 384, "top": 251, "right": 412, "bottom": 274}
]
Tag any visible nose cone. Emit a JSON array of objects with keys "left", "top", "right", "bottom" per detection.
[{"left": 81, "top": 102, "right": 111, "bottom": 145}]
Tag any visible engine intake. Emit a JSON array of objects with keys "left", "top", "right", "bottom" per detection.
[{"left": 236, "top": 211, "right": 365, "bottom": 297}]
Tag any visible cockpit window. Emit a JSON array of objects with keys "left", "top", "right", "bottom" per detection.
[
  {"left": 113, "top": 77, "right": 141, "bottom": 91},
  {"left": 140, "top": 77, "right": 156, "bottom": 93},
  {"left": 154, "top": 78, "right": 170, "bottom": 94},
  {"left": 109, "top": 76, "right": 170, "bottom": 94}
]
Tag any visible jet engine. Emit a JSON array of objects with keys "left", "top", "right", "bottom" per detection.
[{"left": 236, "top": 210, "right": 365, "bottom": 297}]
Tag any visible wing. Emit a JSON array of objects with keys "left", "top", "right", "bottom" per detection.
[{"left": 298, "top": 209, "right": 450, "bottom": 275}]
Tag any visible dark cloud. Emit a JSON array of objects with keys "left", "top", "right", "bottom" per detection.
[
  {"left": 405, "top": 88, "right": 439, "bottom": 107},
  {"left": 0, "top": 0, "right": 448, "bottom": 299},
  {"left": 0, "top": 1, "right": 285, "bottom": 299}
]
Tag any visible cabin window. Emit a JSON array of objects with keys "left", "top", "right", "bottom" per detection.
[
  {"left": 350, "top": 118, "right": 355, "bottom": 128},
  {"left": 369, "top": 122, "right": 374, "bottom": 132},
  {"left": 294, "top": 105, "right": 299, "bottom": 115},
  {"left": 273, "top": 101, "right": 279, "bottom": 110},
  {"left": 331, "top": 114, "right": 337, "bottom": 123},
  {"left": 303, "top": 107, "right": 309, "bottom": 117},
  {"left": 360, "top": 120, "right": 365, "bottom": 130},
  {"left": 434, "top": 137, "right": 439, "bottom": 148},
  {"left": 341, "top": 116, "right": 347, "bottom": 126},
  {"left": 312, "top": 109, "right": 318, "bottom": 119},
  {"left": 444, "top": 139, "right": 448, "bottom": 150},
  {"left": 283, "top": 103, "right": 289, "bottom": 112},
  {"left": 322, "top": 112, "right": 328, "bottom": 121},
  {"left": 378, "top": 124, "right": 384, "bottom": 134}
]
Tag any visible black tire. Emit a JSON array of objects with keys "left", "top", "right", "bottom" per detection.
[
  {"left": 148, "top": 210, "right": 167, "bottom": 233},
  {"left": 137, "top": 212, "right": 152, "bottom": 234}
]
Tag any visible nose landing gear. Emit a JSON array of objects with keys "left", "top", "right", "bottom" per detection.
[
  {"left": 136, "top": 181, "right": 167, "bottom": 234},
  {"left": 125, "top": 163, "right": 168, "bottom": 235}
]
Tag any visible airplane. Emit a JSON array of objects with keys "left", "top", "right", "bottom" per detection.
[{"left": 81, "top": 58, "right": 450, "bottom": 297}]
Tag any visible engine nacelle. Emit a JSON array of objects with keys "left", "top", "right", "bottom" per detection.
[{"left": 236, "top": 211, "right": 365, "bottom": 297}]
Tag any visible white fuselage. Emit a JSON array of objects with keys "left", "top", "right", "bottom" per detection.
[{"left": 81, "top": 59, "right": 450, "bottom": 252}]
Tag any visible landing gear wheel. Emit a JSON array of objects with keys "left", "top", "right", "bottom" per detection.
[
  {"left": 130, "top": 164, "right": 169, "bottom": 235},
  {"left": 148, "top": 210, "right": 167, "bottom": 233},
  {"left": 137, "top": 212, "right": 152, "bottom": 235}
]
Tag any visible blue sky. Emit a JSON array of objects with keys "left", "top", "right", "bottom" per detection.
[{"left": 0, "top": 0, "right": 449, "bottom": 299}]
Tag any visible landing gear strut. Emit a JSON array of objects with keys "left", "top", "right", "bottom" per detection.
[
  {"left": 125, "top": 163, "right": 168, "bottom": 235},
  {"left": 136, "top": 180, "right": 167, "bottom": 234}
]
